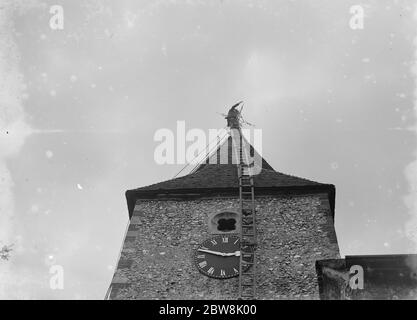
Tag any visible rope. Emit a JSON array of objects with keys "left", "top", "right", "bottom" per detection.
[
  {"left": 188, "top": 129, "right": 229, "bottom": 174},
  {"left": 172, "top": 126, "right": 227, "bottom": 178}
]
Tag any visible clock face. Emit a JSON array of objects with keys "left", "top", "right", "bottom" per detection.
[{"left": 194, "top": 235, "right": 241, "bottom": 279}]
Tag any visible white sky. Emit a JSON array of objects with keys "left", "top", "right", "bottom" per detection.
[{"left": 1, "top": 0, "right": 417, "bottom": 299}]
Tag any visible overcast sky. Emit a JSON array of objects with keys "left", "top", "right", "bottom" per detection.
[{"left": 1, "top": 0, "right": 417, "bottom": 299}]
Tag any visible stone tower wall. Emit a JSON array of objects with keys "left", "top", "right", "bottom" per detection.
[{"left": 109, "top": 193, "right": 339, "bottom": 300}]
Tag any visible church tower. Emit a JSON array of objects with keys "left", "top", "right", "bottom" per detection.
[{"left": 107, "top": 106, "right": 340, "bottom": 300}]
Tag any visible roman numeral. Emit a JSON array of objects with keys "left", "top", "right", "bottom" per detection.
[
  {"left": 233, "top": 238, "right": 239, "bottom": 245},
  {"left": 199, "top": 261, "right": 207, "bottom": 268},
  {"left": 220, "top": 269, "right": 226, "bottom": 276},
  {"left": 207, "top": 267, "right": 214, "bottom": 275},
  {"left": 222, "top": 236, "right": 228, "bottom": 243},
  {"left": 210, "top": 239, "right": 217, "bottom": 246}
]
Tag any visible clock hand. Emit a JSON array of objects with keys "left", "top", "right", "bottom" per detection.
[
  {"left": 224, "top": 251, "right": 241, "bottom": 257},
  {"left": 197, "top": 249, "right": 227, "bottom": 256},
  {"left": 198, "top": 249, "right": 241, "bottom": 257}
]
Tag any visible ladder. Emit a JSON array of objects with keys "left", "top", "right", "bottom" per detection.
[{"left": 236, "top": 131, "right": 257, "bottom": 300}]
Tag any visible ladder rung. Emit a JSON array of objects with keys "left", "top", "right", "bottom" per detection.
[
  {"left": 242, "top": 273, "right": 255, "bottom": 276},
  {"left": 242, "top": 257, "right": 254, "bottom": 261},
  {"left": 241, "top": 241, "right": 255, "bottom": 245},
  {"left": 242, "top": 209, "right": 253, "bottom": 213}
]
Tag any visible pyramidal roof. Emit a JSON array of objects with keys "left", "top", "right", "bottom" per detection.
[
  {"left": 125, "top": 130, "right": 335, "bottom": 218},
  {"left": 135, "top": 134, "right": 324, "bottom": 191}
]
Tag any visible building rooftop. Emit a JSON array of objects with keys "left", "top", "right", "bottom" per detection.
[{"left": 125, "top": 133, "right": 335, "bottom": 218}]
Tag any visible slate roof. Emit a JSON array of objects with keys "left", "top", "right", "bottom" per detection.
[
  {"left": 136, "top": 165, "right": 323, "bottom": 191},
  {"left": 125, "top": 133, "right": 335, "bottom": 218}
]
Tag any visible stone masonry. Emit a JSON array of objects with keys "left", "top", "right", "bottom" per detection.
[{"left": 109, "top": 192, "right": 339, "bottom": 300}]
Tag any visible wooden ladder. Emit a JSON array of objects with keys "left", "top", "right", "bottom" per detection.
[{"left": 237, "top": 131, "right": 257, "bottom": 300}]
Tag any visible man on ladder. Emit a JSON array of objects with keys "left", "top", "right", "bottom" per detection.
[{"left": 225, "top": 101, "right": 243, "bottom": 129}]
